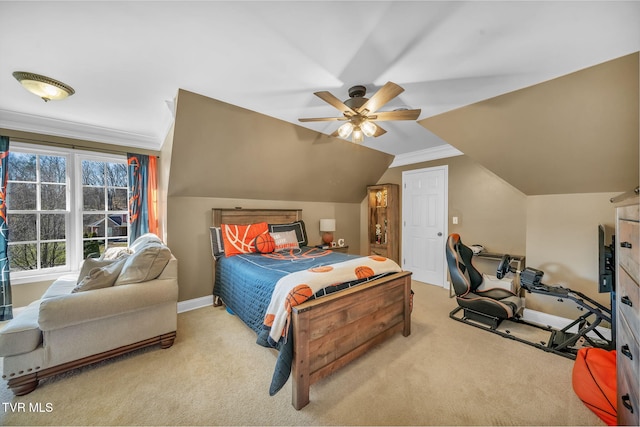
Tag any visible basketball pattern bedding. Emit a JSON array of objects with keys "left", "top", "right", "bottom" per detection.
[{"left": 213, "top": 247, "right": 402, "bottom": 395}]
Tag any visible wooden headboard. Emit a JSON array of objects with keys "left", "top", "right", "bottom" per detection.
[{"left": 212, "top": 208, "right": 302, "bottom": 227}]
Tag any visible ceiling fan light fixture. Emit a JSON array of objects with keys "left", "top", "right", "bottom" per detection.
[
  {"left": 338, "top": 121, "right": 354, "bottom": 138},
  {"left": 361, "top": 120, "right": 377, "bottom": 137},
  {"left": 352, "top": 127, "right": 364, "bottom": 144},
  {"left": 12, "top": 71, "right": 75, "bottom": 102}
]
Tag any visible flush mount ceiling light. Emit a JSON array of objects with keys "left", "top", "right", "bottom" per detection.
[
  {"left": 299, "top": 82, "right": 421, "bottom": 144},
  {"left": 12, "top": 71, "right": 75, "bottom": 102}
]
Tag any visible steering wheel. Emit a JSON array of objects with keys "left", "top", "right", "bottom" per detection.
[{"left": 496, "top": 254, "right": 513, "bottom": 279}]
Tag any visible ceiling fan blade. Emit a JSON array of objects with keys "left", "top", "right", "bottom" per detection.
[
  {"left": 314, "top": 91, "right": 357, "bottom": 115},
  {"left": 299, "top": 117, "right": 347, "bottom": 122},
  {"left": 359, "top": 81, "right": 404, "bottom": 114},
  {"left": 369, "top": 109, "right": 421, "bottom": 121},
  {"left": 372, "top": 124, "right": 387, "bottom": 137}
]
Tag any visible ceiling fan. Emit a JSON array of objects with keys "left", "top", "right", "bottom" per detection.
[{"left": 299, "top": 81, "right": 421, "bottom": 143}]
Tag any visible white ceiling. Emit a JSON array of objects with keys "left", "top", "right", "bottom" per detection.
[{"left": 1, "top": 1, "right": 638, "bottom": 156}]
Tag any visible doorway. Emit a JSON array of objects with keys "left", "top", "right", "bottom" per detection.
[{"left": 402, "top": 166, "right": 448, "bottom": 288}]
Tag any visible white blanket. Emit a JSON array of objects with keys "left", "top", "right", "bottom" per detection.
[{"left": 263, "top": 255, "right": 402, "bottom": 344}]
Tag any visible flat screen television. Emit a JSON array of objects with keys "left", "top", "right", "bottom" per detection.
[{"left": 598, "top": 224, "right": 615, "bottom": 293}]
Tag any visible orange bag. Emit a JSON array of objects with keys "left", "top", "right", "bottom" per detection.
[{"left": 572, "top": 347, "right": 617, "bottom": 425}]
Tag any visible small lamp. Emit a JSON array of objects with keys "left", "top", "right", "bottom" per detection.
[
  {"left": 319, "top": 219, "right": 336, "bottom": 245},
  {"left": 12, "top": 71, "right": 75, "bottom": 102}
]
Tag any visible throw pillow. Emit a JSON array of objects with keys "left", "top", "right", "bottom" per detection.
[
  {"left": 73, "top": 257, "right": 128, "bottom": 293},
  {"left": 129, "top": 233, "right": 162, "bottom": 253},
  {"left": 77, "top": 258, "right": 117, "bottom": 284},
  {"left": 271, "top": 230, "right": 300, "bottom": 252},
  {"left": 101, "top": 246, "right": 133, "bottom": 260},
  {"left": 221, "top": 222, "right": 269, "bottom": 257},
  {"left": 254, "top": 232, "right": 276, "bottom": 254},
  {"left": 268, "top": 220, "right": 308, "bottom": 246},
  {"left": 210, "top": 227, "right": 225, "bottom": 259},
  {"left": 115, "top": 242, "right": 172, "bottom": 286}
]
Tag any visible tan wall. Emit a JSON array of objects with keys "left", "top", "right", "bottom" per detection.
[
  {"left": 167, "top": 196, "right": 361, "bottom": 301},
  {"left": 525, "top": 193, "right": 618, "bottom": 320},
  {"left": 362, "top": 156, "right": 622, "bottom": 322},
  {"left": 169, "top": 89, "right": 393, "bottom": 202},
  {"left": 420, "top": 52, "right": 639, "bottom": 196},
  {"left": 165, "top": 88, "right": 396, "bottom": 302},
  {"left": 365, "top": 155, "right": 527, "bottom": 266},
  {"left": 0, "top": 128, "right": 160, "bottom": 157}
]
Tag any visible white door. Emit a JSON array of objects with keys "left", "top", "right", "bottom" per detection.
[{"left": 402, "top": 166, "right": 448, "bottom": 287}]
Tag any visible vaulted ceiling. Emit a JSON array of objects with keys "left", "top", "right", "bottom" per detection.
[
  {"left": 1, "top": 1, "right": 638, "bottom": 159},
  {"left": 421, "top": 53, "right": 639, "bottom": 195}
]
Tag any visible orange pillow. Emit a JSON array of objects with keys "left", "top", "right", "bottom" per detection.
[
  {"left": 254, "top": 233, "right": 276, "bottom": 254},
  {"left": 572, "top": 348, "right": 617, "bottom": 426},
  {"left": 221, "top": 222, "right": 269, "bottom": 257}
]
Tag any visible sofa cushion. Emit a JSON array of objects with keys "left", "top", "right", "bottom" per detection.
[
  {"left": 77, "top": 258, "right": 118, "bottom": 284},
  {"left": 42, "top": 275, "right": 78, "bottom": 299},
  {"left": 0, "top": 300, "right": 43, "bottom": 357},
  {"left": 115, "top": 242, "right": 171, "bottom": 286},
  {"left": 73, "top": 257, "right": 128, "bottom": 293}
]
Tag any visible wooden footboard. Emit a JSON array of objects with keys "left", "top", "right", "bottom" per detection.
[{"left": 291, "top": 270, "right": 412, "bottom": 409}]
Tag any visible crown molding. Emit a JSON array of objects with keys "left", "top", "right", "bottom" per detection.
[
  {"left": 0, "top": 109, "right": 161, "bottom": 150},
  {"left": 389, "top": 144, "right": 463, "bottom": 167}
]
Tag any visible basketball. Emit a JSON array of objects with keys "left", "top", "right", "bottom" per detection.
[
  {"left": 254, "top": 233, "right": 276, "bottom": 253},
  {"left": 355, "top": 265, "right": 375, "bottom": 279},
  {"left": 285, "top": 284, "right": 313, "bottom": 310},
  {"left": 309, "top": 265, "right": 333, "bottom": 273}
]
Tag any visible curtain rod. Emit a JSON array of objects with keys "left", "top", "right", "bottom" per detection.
[
  {"left": 610, "top": 186, "right": 640, "bottom": 203},
  {"left": 10, "top": 136, "right": 159, "bottom": 158}
]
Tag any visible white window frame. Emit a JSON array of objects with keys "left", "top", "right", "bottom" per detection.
[
  {"left": 75, "top": 152, "right": 130, "bottom": 259},
  {"left": 8, "top": 142, "right": 128, "bottom": 284}
]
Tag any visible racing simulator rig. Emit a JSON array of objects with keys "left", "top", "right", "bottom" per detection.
[{"left": 446, "top": 233, "right": 615, "bottom": 360}]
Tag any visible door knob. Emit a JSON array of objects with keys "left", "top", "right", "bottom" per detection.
[{"left": 437, "top": 232, "right": 442, "bottom": 236}]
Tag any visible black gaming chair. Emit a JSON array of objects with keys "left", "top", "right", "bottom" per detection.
[{"left": 446, "top": 233, "right": 523, "bottom": 328}]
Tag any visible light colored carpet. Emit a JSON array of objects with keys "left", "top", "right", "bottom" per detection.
[{"left": 0, "top": 282, "right": 603, "bottom": 426}]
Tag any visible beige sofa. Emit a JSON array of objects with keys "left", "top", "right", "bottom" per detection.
[{"left": 0, "top": 234, "right": 178, "bottom": 396}]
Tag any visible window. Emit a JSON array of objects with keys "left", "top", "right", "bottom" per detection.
[
  {"left": 7, "top": 143, "right": 128, "bottom": 280},
  {"left": 81, "top": 158, "right": 129, "bottom": 258},
  {"left": 7, "top": 151, "right": 68, "bottom": 272}
]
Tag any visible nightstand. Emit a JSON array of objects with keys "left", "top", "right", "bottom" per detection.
[
  {"left": 314, "top": 245, "right": 349, "bottom": 254},
  {"left": 329, "top": 245, "right": 349, "bottom": 254}
]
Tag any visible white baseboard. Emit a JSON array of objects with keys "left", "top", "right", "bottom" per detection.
[
  {"left": 177, "top": 295, "right": 214, "bottom": 313},
  {"left": 522, "top": 308, "right": 611, "bottom": 341}
]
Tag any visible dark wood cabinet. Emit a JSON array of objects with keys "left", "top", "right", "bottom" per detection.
[{"left": 367, "top": 184, "right": 399, "bottom": 263}]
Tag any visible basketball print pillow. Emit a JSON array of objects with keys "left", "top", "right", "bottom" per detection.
[
  {"left": 254, "top": 233, "right": 276, "bottom": 254},
  {"left": 221, "top": 222, "right": 269, "bottom": 257}
]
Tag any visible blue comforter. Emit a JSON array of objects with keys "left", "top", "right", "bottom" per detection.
[{"left": 213, "top": 247, "right": 387, "bottom": 395}]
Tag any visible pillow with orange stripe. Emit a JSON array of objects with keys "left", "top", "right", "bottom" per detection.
[{"left": 221, "top": 222, "right": 269, "bottom": 257}]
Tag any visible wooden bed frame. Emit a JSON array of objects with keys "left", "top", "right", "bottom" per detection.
[{"left": 212, "top": 208, "right": 412, "bottom": 409}]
